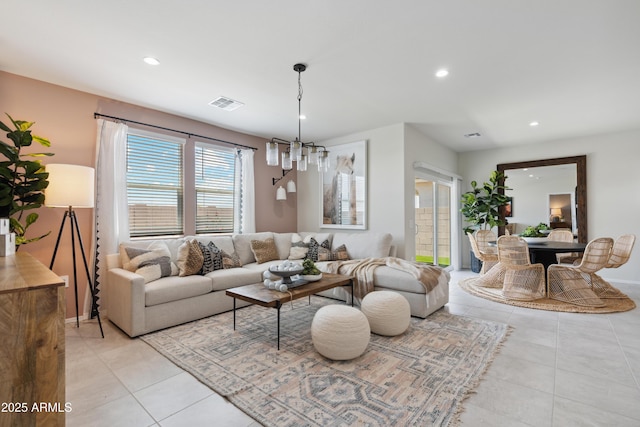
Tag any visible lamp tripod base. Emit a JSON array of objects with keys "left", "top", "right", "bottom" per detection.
[{"left": 50, "top": 207, "right": 104, "bottom": 338}]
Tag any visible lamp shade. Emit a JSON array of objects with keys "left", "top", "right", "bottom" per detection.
[
  {"left": 266, "top": 141, "right": 279, "bottom": 166},
  {"left": 287, "top": 180, "right": 296, "bottom": 193},
  {"left": 550, "top": 208, "right": 562, "bottom": 216},
  {"left": 276, "top": 186, "right": 287, "bottom": 201},
  {"left": 45, "top": 164, "right": 95, "bottom": 208}
]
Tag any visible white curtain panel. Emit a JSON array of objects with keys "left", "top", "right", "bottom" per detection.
[
  {"left": 90, "top": 119, "right": 129, "bottom": 315},
  {"left": 236, "top": 149, "right": 255, "bottom": 233}
]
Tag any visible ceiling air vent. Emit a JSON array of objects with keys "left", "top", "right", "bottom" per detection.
[
  {"left": 464, "top": 132, "right": 482, "bottom": 138},
  {"left": 208, "top": 96, "right": 244, "bottom": 111}
]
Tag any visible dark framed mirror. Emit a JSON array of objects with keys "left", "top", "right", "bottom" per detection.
[{"left": 497, "top": 155, "right": 587, "bottom": 243}]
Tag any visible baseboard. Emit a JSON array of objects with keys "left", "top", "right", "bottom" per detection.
[{"left": 64, "top": 309, "right": 108, "bottom": 324}]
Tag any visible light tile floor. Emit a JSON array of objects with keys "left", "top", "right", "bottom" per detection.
[{"left": 66, "top": 270, "right": 640, "bottom": 426}]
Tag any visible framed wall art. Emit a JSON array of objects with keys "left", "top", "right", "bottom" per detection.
[{"left": 320, "top": 140, "right": 367, "bottom": 229}]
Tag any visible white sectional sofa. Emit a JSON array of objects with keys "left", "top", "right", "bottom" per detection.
[{"left": 106, "top": 231, "right": 450, "bottom": 337}]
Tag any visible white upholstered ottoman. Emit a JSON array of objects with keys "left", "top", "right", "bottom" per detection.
[
  {"left": 361, "top": 291, "right": 411, "bottom": 336},
  {"left": 311, "top": 305, "right": 370, "bottom": 360}
]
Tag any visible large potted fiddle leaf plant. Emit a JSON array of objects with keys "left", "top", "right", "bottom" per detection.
[
  {"left": 460, "top": 170, "right": 510, "bottom": 272},
  {"left": 0, "top": 114, "right": 53, "bottom": 249}
]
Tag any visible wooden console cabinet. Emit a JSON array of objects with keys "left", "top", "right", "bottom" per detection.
[{"left": 0, "top": 252, "right": 65, "bottom": 427}]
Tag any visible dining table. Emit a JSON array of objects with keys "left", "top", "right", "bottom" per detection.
[
  {"left": 488, "top": 239, "right": 587, "bottom": 270},
  {"left": 523, "top": 240, "right": 587, "bottom": 270}
]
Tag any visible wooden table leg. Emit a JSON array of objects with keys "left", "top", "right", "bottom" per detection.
[{"left": 233, "top": 297, "right": 236, "bottom": 330}]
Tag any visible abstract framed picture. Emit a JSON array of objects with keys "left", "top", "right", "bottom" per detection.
[{"left": 320, "top": 140, "right": 367, "bottom": 229}]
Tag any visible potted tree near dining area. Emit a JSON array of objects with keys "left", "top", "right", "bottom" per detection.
[{"left": 461, "top": 170, "right": 511, "bottom": 273}]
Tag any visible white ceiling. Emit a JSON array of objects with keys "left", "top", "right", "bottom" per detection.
[{"left": 2, "top": 0, "right": 640, "bottom": 152}]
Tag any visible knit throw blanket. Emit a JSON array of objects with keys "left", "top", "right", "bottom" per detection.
[{"left": 324, "top": 257, "right": 446, "bottom": 300}]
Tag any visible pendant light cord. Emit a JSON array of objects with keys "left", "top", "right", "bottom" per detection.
[{"left": 297, "top": 69, "right": 303, "bottom": 142}]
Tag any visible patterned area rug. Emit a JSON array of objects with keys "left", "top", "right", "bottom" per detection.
[
  {"left": 141, "top": 297, "right": 509, "bottom": 426},
  {"left": 459, "top": 277, "right": 636, "bottom": 313}
]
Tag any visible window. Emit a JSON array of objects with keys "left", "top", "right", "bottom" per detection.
[
  {"left": 126, "top": 129, "right": 239, "bottom": 237},
  {"left": 127, "top": 132, "right": 183, "bottom": 237},
  {"left": 195, "top": 143, "right": 236, "bottom": 234}
]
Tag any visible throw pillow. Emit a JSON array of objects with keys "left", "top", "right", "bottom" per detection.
[
  {"left": 250, "top": 237, "right": 279, "bottom": 264},
  {"left": 221, "top": 250, "right": 242, "bottom": 269},
  {"left": 120, "top": 241, "right": 172, "bottom": 272},
  {"left": 306, "top": 237, "right": 331, "bottom": 262},
  {"left": 198, "top": 241, "right": 224, "bottom": 275},
  {"left": 176, "top": 239, "right": 204, "bottom": 277},
  {"left": 288, "top": 233, "right": 309, "bottom": 260},
  {"left": 318, "top": 244, "right": 350, "bottom": 262},
  {"left": 136, "top": 255, "right": 179, "bottom": 283},
  {"left": 119, "top": 242, "right": 178, "bottom": 283}
]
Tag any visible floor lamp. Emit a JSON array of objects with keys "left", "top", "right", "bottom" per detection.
[{"left": 45, "top": 163, "right": 104, "bottom": 338}]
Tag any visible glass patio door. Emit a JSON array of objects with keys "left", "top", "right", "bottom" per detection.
[{"left": 415, "top": 177, "right": 451, "bottom": 267}]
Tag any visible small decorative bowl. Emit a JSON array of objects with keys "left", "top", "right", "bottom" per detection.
[
  {"left": 301, "top": 273, "right": 322, "bottom": 282},
  {"left": 268, "top": 266, "right": 304, "bottom": 284}
]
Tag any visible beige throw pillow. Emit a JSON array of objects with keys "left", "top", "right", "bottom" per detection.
[
  {"left": 318, "top": 244, "right": 350, "bottom": 261},
  {"left": 119, "top": 242, "right": 178, "bottom": 283},
  {"left": 250, "top": 237, "right": 279, "bottom": 264},
  {"left": 221, "top": 250, "right": 242, "bottom": 269},
  {"left": 176, "top": 239, "right": 204, "bottom": 276}
]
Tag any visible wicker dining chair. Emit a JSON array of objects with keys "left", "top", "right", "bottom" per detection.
[
  {"left": 467, "top": 232, "right": 499, "bottom": 275},
  {"left": 547, "top": 237, "right": 613, "bottom": 307},
  {"left": 589, "top": 234, "right": 636, "bottom": 299},
  {"left": 497, "top": 236, "right": 546, "bottom": 300},
  {"left": 547, "top": 229, "right": 580, "bottom": 264},
  {"left": 475, "top": 229, "right": 498, "bottom": 255}
]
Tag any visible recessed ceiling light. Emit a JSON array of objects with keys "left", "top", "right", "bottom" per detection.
[
  {"left": 435, "top": 69, "right": 449, "bottom": 78},
  {"left": 143, "top": 57, "right": 160, "bottom": 66},
  {"left": 299, "top": 114, "right": 306, "bottom": 120},
  {"left": 529, "top": 121, "right": 540, "bottom": 127}
]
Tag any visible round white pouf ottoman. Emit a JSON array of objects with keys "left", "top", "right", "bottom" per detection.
[
  {"left": 361, "top": 291, "right": 411, "bottom": 336},
  {"left": 311, "top": 305, "right": 370, "bottom": 360}
]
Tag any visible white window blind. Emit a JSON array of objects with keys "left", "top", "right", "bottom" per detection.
[
  {"left": 195, "top": 143, "right": 236, "bottom": 233},
  {"left": 126, "top": 133, "right": 184, "bottom": 237}
]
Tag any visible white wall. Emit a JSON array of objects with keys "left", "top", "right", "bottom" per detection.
[
  {"left": 297, "top": 123, "right": 407, "bottom": 256},
  {"left": 459, "top": 129, "right": 640, "bottom": 283},
  {"left": 297, "top": 123, "right": 459, "bottom": 260},
  {"left": 403, "top": 124, "right": 459, "bottom": 260}
]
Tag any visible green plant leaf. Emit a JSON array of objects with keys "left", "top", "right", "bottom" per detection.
[
  {"left": 32, "top": 135, "right": 51, "bottom": 147},
  {"left": 1, "top": 114, "right": 53, "bottom": 248}
]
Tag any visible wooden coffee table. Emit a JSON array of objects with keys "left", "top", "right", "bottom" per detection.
[{"left": 225, "top": 273, "right": 354, "bottom": 350}]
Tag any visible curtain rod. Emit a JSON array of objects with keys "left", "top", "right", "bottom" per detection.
[{"left": 93, "top": 113, "right": 258, "bottom": 151}]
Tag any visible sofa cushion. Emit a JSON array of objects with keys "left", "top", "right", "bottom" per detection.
[
  {"left": 221, "top": 250, "right": 243, "bottom": 269},
  {"left": 331, "top": 232, "right": 392, "bottom": 259},
  {"left": 299, "top": 232, "right": 333, "bottom": 247},
  {"left": 206, "top": 268, "right": 263, "bottom": 291},
  {"left": 194, "top": 236, "right": 236, "bottom": 255},
  {"left": 120, "top": 242, "right": 179, "bottom": 283},
  {"left": 176, "top": 239, "right": 204, "bottom": 277},
  {"left": 318, "top": 244, "right": 350, "bottom": 261},
  {"left": 136, "top": 256, "right": 178, "bottom": 283},
  {"left": 273, "top": 232, "right": 293, "bottom": 260},
  {"left": 198, "top": 241, "right": 223, "bottom": 274},
  {"left": 242, "top": 260, "right": 282, "bottom": 273},
  {"left": 372, "top": 265, "right": 427, "bottom": 294},
  {"left": 250, "top": 237, "right": 279, "bottom": 264},
  {"left": 307, "top": 237, "right": 332, "bottom": 262},
  {"left": 233, "top": 232, "right": 273, "bottom": 265},
  {"left": 288, "top": 233, "right": 309, "bottom": 260},
  {"left": 120, "top": 241, "right": 172, "bottom": 272},
  {"left": 145, "top": 275, "right": 213, "bottom": 306}
]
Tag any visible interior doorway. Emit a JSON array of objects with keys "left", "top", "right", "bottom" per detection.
[{"left": 414, "top": 177, "right": 451, "bottom": 267}]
